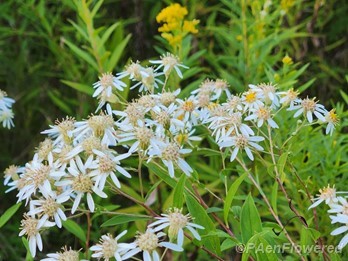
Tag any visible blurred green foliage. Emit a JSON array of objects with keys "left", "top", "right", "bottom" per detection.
[{"left": 0, "top": 0, "right": 347, "bottom": 260}]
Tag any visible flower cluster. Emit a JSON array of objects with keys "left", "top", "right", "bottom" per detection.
[
  {"left": 3, "top": 52, "right": 339, "bottom": 258},
  {"left": 309, "top": 185, "right": 348, "bottom": 250},
  {"left": 42, "top": 208, "right": 203, "bottom": 261},
  {"left": 156, "top": 3, "right": 199, "bottom": 49},
  {"left": 0, "top": 89, "right": 15, "bottom": 129}
]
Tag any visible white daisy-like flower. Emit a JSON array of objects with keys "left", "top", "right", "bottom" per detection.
[
  {"left": 279, "top": 88, "right": 300, "bottom": 109},
  {"left": 55, "top": 155, "right": 107, "bottom": 213},
  {"left": 249, "top": 83, "right": 280, "bottom": 108},
  {"left": 130, "top": 67, "right": 163, "bottom": 93},
  {"left": 207, "top": 111, "right": 254, "bottom": 142},
  {"left": 328, "top": 196, "right": 348, "bottom": 215},
  {"left": 117, "top": 60, "right": 148, "bottom": 82},
  {"left": 148, "top": 208, "right": 204, "bottom": 246},
  {"left": 17, "top": 154, "right": 65, "bottom": 203},
  {"left": 150, "top": 53, "right": 188, "bottom": 78},
  {"left": 219, "top": 134, "right": 265, "bottom": 161},
  {"left": 211, "top": 79, "right": 231, "bottom": 100},
  {"left": 329, "top": 214, "right": 348, "bottom": 250},
  {"left": 93, "top": 72, "right": 126, "bottom": 112},
  {"left": 154, "top": 89, "right": 180, "bottom": 107},
  {"left": 117, "top": 122, "right": 156, "bottom": 153},
  {"left": 288, "top": 97, "right": 327, "bottom": 123},
  {"left": 19, "top": 213, "right": 55, "bottom": 257},
  {"left": 149, "top": 103, "right": 185, "bottom": 134},
  {"left": 148, "top": 141, "right": 192, "bottom": 178},
  {"left": 89, "top": 149, "right": 131, "bottom": 190},
  {"left": 113, "top": 101, "right": 146, "bottom": 127},
  {"left": 308, "top": 184, "right": 338, "bottom": 209},
  {"left": 41, "top": 117, "right": 75, "bottom": 146},
  {"left": 244, "top": 106, "right": 279, "bottom": 128},
  {"left": 122, "top": 228, "right": 183, "bottom": 261},
  {"left": 66, "top": 136, "right": 105, "bottom": 160},
  {"left": 71, "top": 112, "right": 117, "bottom": 146},
  {"left": 324, "top": 109, "right": 339, "bottom": 136},
  {"left": 41, "top": 246, "right": 84, "bottom": 261},
  {"left": 241, "top": 89, "right": 264, "bottom": 112},
  {"left": 28, "top": 191, "right": 69, "bottom": 228},
  {"left": 90, "top": 231, "right": 136, "bottom": 261},
  {"left": 0, "top": 107, "right": 15, "bottom": 129},
  {"left": 175, "top": 97, "right": 200, "bottom": 126},
  {"left": 3, "top": 164, "right": 24, "bottom": 186},
  {"left": 0, "top": 89, "right": 15, "bottom": 109},
  {"left": 34, "top": 138, "right": 54, "bottom": 163}
]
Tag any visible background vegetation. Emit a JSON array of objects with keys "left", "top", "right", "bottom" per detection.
[{"left": 0, "top": 0, "right": 347, "bottom": 260}]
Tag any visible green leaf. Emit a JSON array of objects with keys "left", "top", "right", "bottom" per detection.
[
  {"left": 277, "top": 152, "right": 288, "bottom": 182},
  {"left": 61, "top": 80, "right": 94, "bottom": 95},
  {"left": 64, "top": 38, "right": 99, "bottom": 71},
  {"left": 271, "top": 182, "right": 278, "bottom": 216},
  {"left": 106, "top": 34, "right": 131, "bottom": 71},
  {"left": 223, "top": 171, "right": 248, "bottom": 225},
  {"left": 101, "top": 215, "right": 150, "bottom": 227},
  {"left": 98, "top": 22, "right": 121, "bottom": 52},
  {"left": 240, "top": 194, "right": 262, "bottom": 243},
  {"left": 145, "top": 162, "right": 176, "bottom": 188},
  {"left": 173, "top": 174, "right": 186, "bottom": 208},
  {"left": 47, "top": 90, "right": 73, "bottom": 115},
  {"left": 0, "top": 203, "right": 22, "bottom": 228},
  {"left": 221, "top": 238, "right": 238, "bottom": 251},
  {"left": 185, "top": 194, "right": 221, "bottom": 255},
  {"left": 62, "top": 219, "right": 87, "bottom": 243}
]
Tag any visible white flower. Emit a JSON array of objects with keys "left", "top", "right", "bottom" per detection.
[
  {"left": 122, "top": 228, "right": 183, "bottom": 261},
  {"left": 150, "top": 53, "right": 188, "bottom": 78},
  {"left": 149, "top": 103, "right": 185, "bottom": 134},
  {"left": 3, "top": 165, "right": 24, "bottom": 186},
  {"left": 28, "top": 191, "right": 69, "bottom": 228},
  {"left": 148, "top": 141, "right": 192, "bottom": 177},
  {"left": 328, "top": 197, "right": 348, "bottom": 215},
  {"left": 17, "top": 154, "right": 64, "bottom": 203},
  {"left": 0, "top": 89, "right": 15, "bottom": 109},
  {"left": 175, "top": 97, "right": 200, "bottom": 126},
  {"left": 288, "top": 97, "right": 327, "bottom": 123},
  {"left": 241, "top": 89, "right": 264, "bottom": 112},
  {"left": 89, "top": 149, "right": 131, "bottom": 190},
  {"left": 207, "top": 111, "right": 254, "bottom": 142},
  {"left": 249, "top": 83, "right": 280, "bottom": 108},
  {"left": 279, "top": 88, "right": 300, "bottom": 108},
  {"left": 244, "top": 106, "right": 279, "bottom": 128},
  {"left": 41, "top": 246, "right": 84, "bottom": 261},
  {"left": 0, "top": 107, "right": 15, "bottom": 129},
  {"left": 19, "top": 214, "right": 55, "bottom": 257},
  {"left": 148, "top": 208, "right": 204, "bottom": 246},
  {"left": 71, "top": 112, "right": 117, "bottom": 146},
  {"left": 129, "top": 67, "right": 163, "bottom": 93},
  {"left": 93, "top": 73, "right": 126, "bottom": 112},
  {"left": 219, "top": 134, "right": 264, "bottom": 161},
  {"left": 41, "top": 117, "right": 75, "bottom": 146},
  {"left": 330, "top": 214, "right": 348, "bottom": 250},
  {"left": 90, "top": 231, "right": 136, "bottom": 261},
  {"left": 117, "top": 122, "right": 156, "bottom": 153},
  {"left": 324, "top": 109, "right": 339, "bottom": 136},
  {"left": 55, "top": 156, "right": 106, "bottom": 213},
  {"left": 117, "top": 61, "right": 148, "bottom": 82},
  {"left": 211, "top": 79, "right": 231, "bottom": 100},
  {"left": 308, "top": 184, "right": 338, "bottom": 209}
]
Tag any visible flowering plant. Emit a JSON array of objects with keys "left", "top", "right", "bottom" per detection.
[{"left": 1, "top": 2, "right": 346, "bottom": 261}]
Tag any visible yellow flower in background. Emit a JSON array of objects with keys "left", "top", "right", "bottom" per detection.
[
  {"left": 156, "top": 3, "right": 199, "bottom": 50},
  {"left": 282, "top": 55, "right": 293, "bottom": 65},
  {"left": 156, "top": 3, "right": 188, "bottom": 24},
  {"left": 183, "top": 19, "right": 200, "bottom": 34}
]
